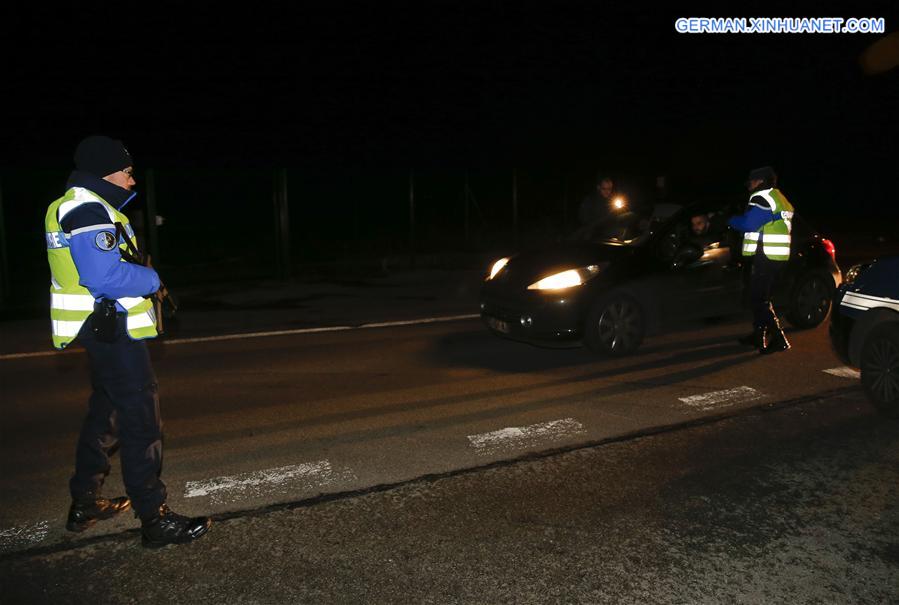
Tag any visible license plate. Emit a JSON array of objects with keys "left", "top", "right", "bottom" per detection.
[{"left": 486, "top": 316, "right": 510, "bottom": 334}]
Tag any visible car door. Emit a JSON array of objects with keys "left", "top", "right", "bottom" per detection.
[
  {"left": 677, "top": 239, "right": 742, "bottom": 319},
  {"left": 649, "top": 227, "right": 701, "bottom": 324},
  {"left": 667, "top": 206, "right": 744, "bottom": 320}
]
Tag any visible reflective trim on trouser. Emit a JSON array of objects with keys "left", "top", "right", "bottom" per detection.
[
  {"left": 70, "top": 317, "right": 166, "bottom": 518},
  {"left": 750, "top": 255, "right": 784, "bottom": 328}
]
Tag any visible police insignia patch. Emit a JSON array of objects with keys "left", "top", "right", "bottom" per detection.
[{"left": 95, "top": 231, "right": 117, "bottom": 251}]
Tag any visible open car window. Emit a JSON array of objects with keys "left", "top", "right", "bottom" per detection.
[{"left": 656, "top": 203, "right": 741, "bottom": 261}]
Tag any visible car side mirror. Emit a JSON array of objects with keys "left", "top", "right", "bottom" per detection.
[{"left": 671, "top": 243, "right": 703, "bottom": 270}]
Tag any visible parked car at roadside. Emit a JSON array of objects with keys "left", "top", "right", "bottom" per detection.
[{"left": 829, "top": 255, "right": 899, "bottom": 417}]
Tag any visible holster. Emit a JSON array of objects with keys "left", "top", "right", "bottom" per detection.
[{"left": 91, "top": 299, "right": 119, "bottom": 343}]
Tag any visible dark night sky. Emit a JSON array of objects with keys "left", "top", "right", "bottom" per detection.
[{"left": 3, "top": 2, "right": 898, "bottom": 210}]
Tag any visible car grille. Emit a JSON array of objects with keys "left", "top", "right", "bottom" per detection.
[{"left": 481, "top": 301, "right": 521, "bottom": 323}]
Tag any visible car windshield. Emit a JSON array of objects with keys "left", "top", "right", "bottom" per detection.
[{"left": 567, "top": 203, "right": 682, "bottom": 246}]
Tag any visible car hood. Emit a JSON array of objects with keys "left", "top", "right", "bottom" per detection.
[{"left": 495, "top": 242, "right": 635, "bottom": 287}]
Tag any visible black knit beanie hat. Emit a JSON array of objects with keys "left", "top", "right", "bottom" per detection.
[
  {"left": 74, "top": 135, "right": 133, "bottom": 178},
  {"left": 745, "top": 166, "right": 777, "bottom": 189}
]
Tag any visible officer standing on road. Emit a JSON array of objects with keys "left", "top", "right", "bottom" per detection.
[
  {"left": 45, "top": 135, "right": 211, "bottom": 547},
  {"left": 728, "top": 166, "right": 794, "bottom": 354}
]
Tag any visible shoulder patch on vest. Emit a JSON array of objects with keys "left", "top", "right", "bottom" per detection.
[{"left": 95, "top": 231, "right": 117, "bottom": 251}]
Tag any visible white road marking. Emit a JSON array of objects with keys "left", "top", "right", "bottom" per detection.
[
  {"left": 0, "top": 314, "right": 481, "bottom": 360},
  {"left": 166, "top": 325, "right": 353, "bottom": 346},
  {"left": 468, "top": 418, "right": 587, "bottom": 455},
  {"left": 823, "top": 367, "right": 861, "bottom": 379},
  {"left": 184, "top": 460, "right": 356, "bottom": 505},
  {"left": 0, "top": 520, "right": 51, "bottom": 552},
  {"left": 679, "top": 386, "right": 762, "bottom": 411}
]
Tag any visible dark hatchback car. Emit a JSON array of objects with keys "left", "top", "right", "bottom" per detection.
[
  {"left": 480, "top": 200, "right": 842, "bottom": 355},
  {"left": 829, "top": 255, "right": 899, "bottom": 416}
]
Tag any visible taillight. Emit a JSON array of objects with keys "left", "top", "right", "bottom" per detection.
[{"left": 821, "top": 238, "right": 836, "bottom": 262}]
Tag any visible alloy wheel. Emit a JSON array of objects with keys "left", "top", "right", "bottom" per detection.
[
  {"left": 597, "top": 299, "right": 642, "bottom": 353},
  {"left": 861, "top": 329, "right": 899, "bottom": 413}
]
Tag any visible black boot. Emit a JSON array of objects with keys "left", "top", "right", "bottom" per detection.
[
  {"left": 66, "top": 495, "right": 131, "bottom": 532},
  {"left": 760, "top": 318, "right": 790, "bottom": 355},
  {"left": 141, "top": 504, "right": 211, "bottom": 548}
]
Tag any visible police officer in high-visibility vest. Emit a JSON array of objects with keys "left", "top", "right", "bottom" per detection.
[
  {"left": 728, "top": 166, "right": 793, "bottom": 354},
  {"left": 46, "top": 135, "right": 211, "bottom": 547}
]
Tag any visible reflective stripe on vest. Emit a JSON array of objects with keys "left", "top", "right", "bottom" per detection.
[
  {"left": 46, "top": 187, "right": 158, "bottom": 349},
  {"left": 51, "top": 319, "right": 86, "bottom": 339},
  {"left": 741, "top": 188, "right": 794, "bottom": 261},
  {"left": 51, "top": 292, "right": 95, "bottom": 311}
]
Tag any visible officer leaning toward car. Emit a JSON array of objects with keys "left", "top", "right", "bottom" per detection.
[
  {"left": 728, "top": 166, "right": 794, "bottom": 354},
  {"left": 45, "top": 135, "right": 211, "bottom": 547}
]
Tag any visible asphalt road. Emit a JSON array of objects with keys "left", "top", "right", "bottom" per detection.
[{"left": 1, "top": 315, "right": 897, "bottom": 602}]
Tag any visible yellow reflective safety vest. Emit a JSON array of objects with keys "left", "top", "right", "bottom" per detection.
[
  {"left": 741, "top": 188, "right": 794, "bottom": 261},
  {"left": 45, "top": 187, "right": 158, "bottom": 349}
]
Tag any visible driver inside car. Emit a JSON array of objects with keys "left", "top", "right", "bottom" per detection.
[
  {"left": 669, "top": 210, "right": 732, "bottom": 269},
  {"left": 689, "top": 213, "right": 717, "bottom": 248}
]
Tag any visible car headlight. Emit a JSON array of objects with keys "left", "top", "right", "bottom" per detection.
[
  {"left": 486, "top": 257, "right": 510, "bottom": 280},
  {"left": 844, "top": 263, "right": 871, "bottom": 285},
  {"left": 527, "top": 265, "right": 602, "bottom": 290}
]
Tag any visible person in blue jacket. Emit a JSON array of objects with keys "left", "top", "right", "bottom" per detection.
[
  {"left": 49, "top": 135, "right": 210, "bottom": 547},
  {"left": 728, "top": 166, "right": 793, "bottom": 354}
]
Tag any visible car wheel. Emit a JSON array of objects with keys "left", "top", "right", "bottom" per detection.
[
  {"left": 860, "top": 322, "right": 899, "bottom": 418},
  {"left": 786, "top": 272, "right": 833, "bottom": 329},
  {"left": 584, "top": 294, "right": 645, "bottom": 356}
]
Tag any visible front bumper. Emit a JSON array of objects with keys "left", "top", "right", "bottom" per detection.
[
  {"left": 828, "top": 287, "right": 855, "bottom": 365},
  {"left": 480, "top": 283, "right": 590, "bottom": 344}
]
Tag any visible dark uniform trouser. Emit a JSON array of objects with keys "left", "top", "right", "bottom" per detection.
[
  {"left": 70, "top": 314, "right": 166, "bottom": 519},
  {"left": 750, "top": 253, "right": 784, "bottom": 329}
]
